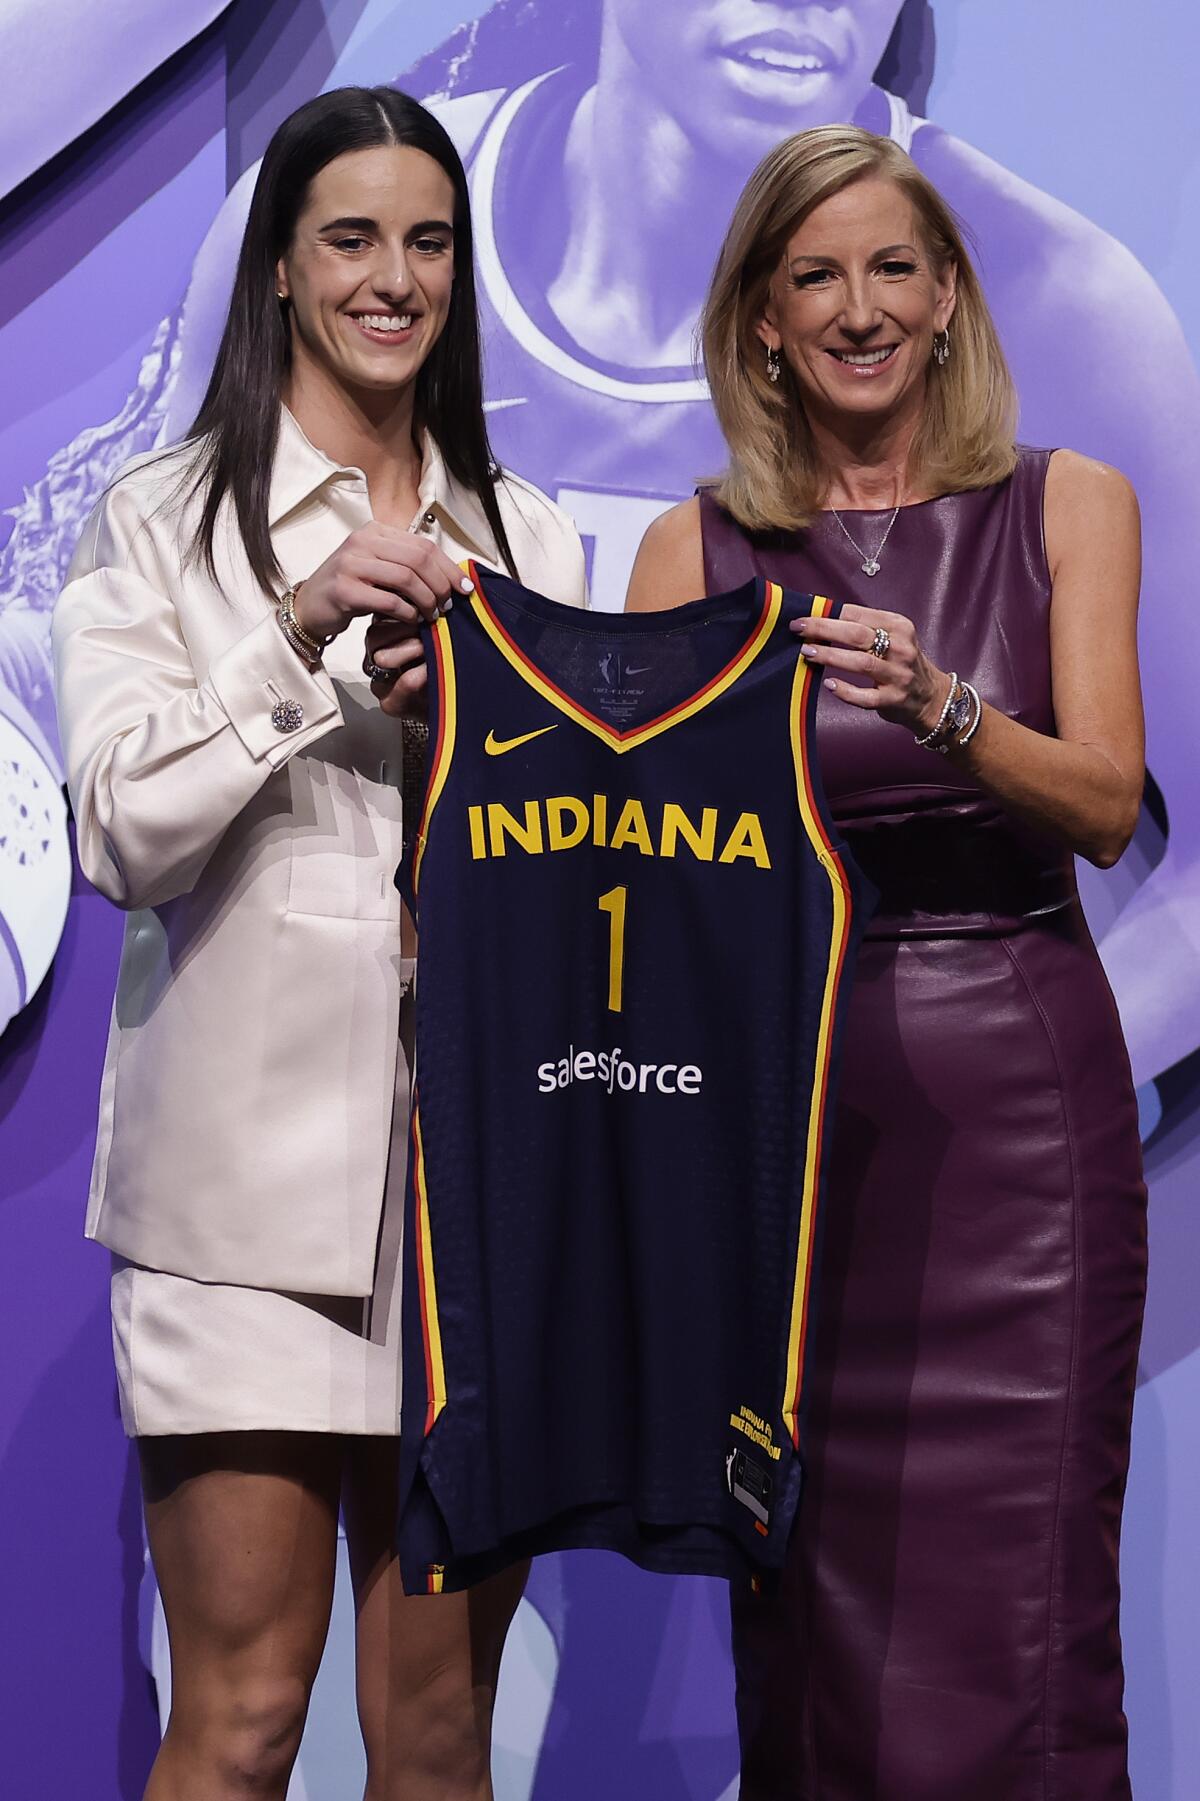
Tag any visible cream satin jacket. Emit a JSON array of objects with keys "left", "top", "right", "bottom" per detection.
[{"left": 53, "top": 409, "right": 587, "bottom": 1294}]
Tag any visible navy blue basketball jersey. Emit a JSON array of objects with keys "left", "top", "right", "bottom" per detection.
[{"left": 395, "top": 566, "right": 871, "bottom": 1595}]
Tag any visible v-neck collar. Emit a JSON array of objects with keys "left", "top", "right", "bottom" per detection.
[{"left": 467, "top": 563, "right": 782, "bottom": 754}]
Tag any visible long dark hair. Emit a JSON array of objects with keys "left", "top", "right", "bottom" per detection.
[
  {"left": 188, "top": 86, "right": 516, "bottom": 596},
  {"left": 403, "top": 0, "right": 936, "bottom": 114}
]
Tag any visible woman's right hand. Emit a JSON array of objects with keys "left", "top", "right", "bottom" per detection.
[{"left": 292, "top": 522, "right": 473, "bottom": 642}]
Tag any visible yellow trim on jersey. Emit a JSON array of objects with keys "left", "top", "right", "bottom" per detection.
[
  {"left": 783, "top": 596, "right": 854, "bottom": 1445},
  {"left": 412, "top": 616, "right": 458, "bottom": 894},
  {"left": 413, "top": 1103, "right": 447, "bottom": 1431},
  {"left": 470, "top": 572, "right": 783, "bottom": 755}
]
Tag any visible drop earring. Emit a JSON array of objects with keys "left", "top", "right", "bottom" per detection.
[
  {"left": 933, "top": 327, "right": 951, "bottom": 366},
  {"left": 766, "top": 345, "right": 782, "bottom": 384}
]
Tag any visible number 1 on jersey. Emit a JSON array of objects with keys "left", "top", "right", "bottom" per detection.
[{"left": 598, "top": 886, "right": 627, "bottom": 1013}]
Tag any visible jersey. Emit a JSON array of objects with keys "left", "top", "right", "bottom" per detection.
[{"left": 395, "top": 565, "right": 873, "bottom": 1596}]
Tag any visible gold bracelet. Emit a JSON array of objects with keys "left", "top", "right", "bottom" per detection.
[
  {"left": 276, "top": 607, "right": 322, "bottom": 669},
  {"left": 278, "top": 585, "right": 328, "bottom": 658}
]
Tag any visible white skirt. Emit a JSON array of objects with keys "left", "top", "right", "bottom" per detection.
[{"left": 111, "top": 964, "right": 414, "bottom": 1438}]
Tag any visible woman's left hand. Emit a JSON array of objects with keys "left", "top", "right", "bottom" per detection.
[
  {"left": 364, "top": 615, "right": 428, "bottom": 717},
  {"left": 792, "top": 603, "right": 952, "bottom": 736}
]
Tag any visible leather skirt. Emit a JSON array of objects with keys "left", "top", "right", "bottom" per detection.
[{"left": 731, "top": 901, "right": 1147, "bottom": 1800}]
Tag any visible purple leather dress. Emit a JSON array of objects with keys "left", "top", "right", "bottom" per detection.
[{"left": 700, "top": 453, "right": 1147, "bottom": 1801}]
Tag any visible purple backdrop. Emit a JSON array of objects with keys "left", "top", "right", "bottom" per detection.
[{"left": 3, "top": 4, "right": 1199, "bottom": 1797}]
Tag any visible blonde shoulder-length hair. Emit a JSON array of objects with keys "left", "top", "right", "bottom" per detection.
[{"left": 702, "top": 125, "right": 1017, "bottom": 531}]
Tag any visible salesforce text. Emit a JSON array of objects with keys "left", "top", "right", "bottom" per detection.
[{"left": 537, "top": 1046, "right": 703, "bottom": 1096}]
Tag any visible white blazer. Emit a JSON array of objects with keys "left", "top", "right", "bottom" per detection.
[{"left": 53, "top": 408, "right": 587, "bottom": 1295}]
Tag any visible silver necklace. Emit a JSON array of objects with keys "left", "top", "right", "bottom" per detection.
[{"left": 830, "top": 504, "right": 901, "bottom": 576}]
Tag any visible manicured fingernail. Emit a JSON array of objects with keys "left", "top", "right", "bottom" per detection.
[
  {"left": 791, "top": 619, "right": 807, "bottom": 634},
  {"left": 443, "top": 597, "right": 453, "bottom": 612},
  {"left": 460, "top": 576, "right": 474, "bottom": 592},
  {"left": 801, "top": 644, "right": 818, "bottom": 657}
]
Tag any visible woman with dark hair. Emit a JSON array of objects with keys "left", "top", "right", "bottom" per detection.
[
  {"left": 52, "top": 86, "right": 585, "bottom": 1801},
  {"left": 629, "top": 125, "right": 1147, "bottom": 1799}
]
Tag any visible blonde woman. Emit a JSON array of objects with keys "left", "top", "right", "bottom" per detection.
[{"left": 628, "top": 127, "right": 1147, "bottom": 1800}]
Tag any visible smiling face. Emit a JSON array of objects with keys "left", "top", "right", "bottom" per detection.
[
  {"left": 757, "top": 174, "right": 956, "bottom": 433},
  {"left": 605, "top": 0, "right": 905, "bottom": 159},
  {"left": 275, "top": 143, "right": 456, "bottom": 403}
]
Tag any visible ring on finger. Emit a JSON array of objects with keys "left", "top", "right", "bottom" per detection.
[
  {"left": 869, "top": 627, "right": 891, "bottom": 660},
  {"left": 364, "top": 656, "right": 395, "bottom": 682}
]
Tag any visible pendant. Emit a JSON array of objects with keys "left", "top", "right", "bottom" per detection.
[{"left": 862, "top": 559, "right": 880, "bottom": 576}]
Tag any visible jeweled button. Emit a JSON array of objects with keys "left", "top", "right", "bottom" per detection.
[{"left": 271, "top": 699, "right": 304, "bottom": 733}]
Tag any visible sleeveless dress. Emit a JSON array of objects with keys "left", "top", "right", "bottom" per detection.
[{"left": 700, "top": 452, "right": 1147, "bottom": 1801}]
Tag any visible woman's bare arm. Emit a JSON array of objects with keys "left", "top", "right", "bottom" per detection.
[
  {"left": 965, "top": 450, "right": 1143, "bottom": 866},
  {"left": 624, "top": 498, "right": 705, "bottom": 613},
  {"left": 795, "top": 452, "right": 1144, "bottom": 869},
  {"left": 628, "top": 461, "right": 1143, "bottom": 869}
]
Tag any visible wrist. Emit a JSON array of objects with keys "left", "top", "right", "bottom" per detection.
[
  {"left": 913, "top": 671, "right": 958, "bottom": 746},
  {"left": 289, "top": 580, "right": 327, "bottom": 645},
  {"left": 944, "top": 681, "right": 983, "bottom": 753},
  {"left": 914, "top": 674, "right": 982, "bottom": 755},
  {"left": 913, "top": 671, "right": 953, "bottom": 737}
]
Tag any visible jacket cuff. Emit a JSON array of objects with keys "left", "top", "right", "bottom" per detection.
[{"left": 206, "top": 611, "right": 343, "bottom": 767}]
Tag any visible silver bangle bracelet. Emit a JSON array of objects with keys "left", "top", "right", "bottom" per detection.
[
  {"left": 956, "top": 681, "right": 983, "bottom": 748},
  {"left": 934, "top": 679, "right": 982, "bottom": 755}
]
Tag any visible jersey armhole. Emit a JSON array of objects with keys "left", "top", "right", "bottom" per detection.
[
  {"left": 398, "top": 616, "right": 458, "bottom": 915},
  {"left": 787, "top": 595, "right": 853, "bottom": 870}
]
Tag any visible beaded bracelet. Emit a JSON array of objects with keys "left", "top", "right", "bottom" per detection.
[
  {"left": 913, "top": 672, "right": 960, "bottom": 751},
  {"left": 928, "top": 679, "right": 983, "bottom": 756}
]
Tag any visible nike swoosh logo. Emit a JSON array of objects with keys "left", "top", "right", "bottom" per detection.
[
  {"left": 625, "top": 665, "right": 652, "bottom": 676},
  {"left": 484, "top": 724, "right": 559, "bottom": 756}
]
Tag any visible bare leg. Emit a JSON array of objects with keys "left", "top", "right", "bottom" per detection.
[
  {"left": 343, "top": 1437, "right": 529, "bottom": 1801},
  {"left": 140, "top": 1431, "right": 343, "bottom": 1800}
]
